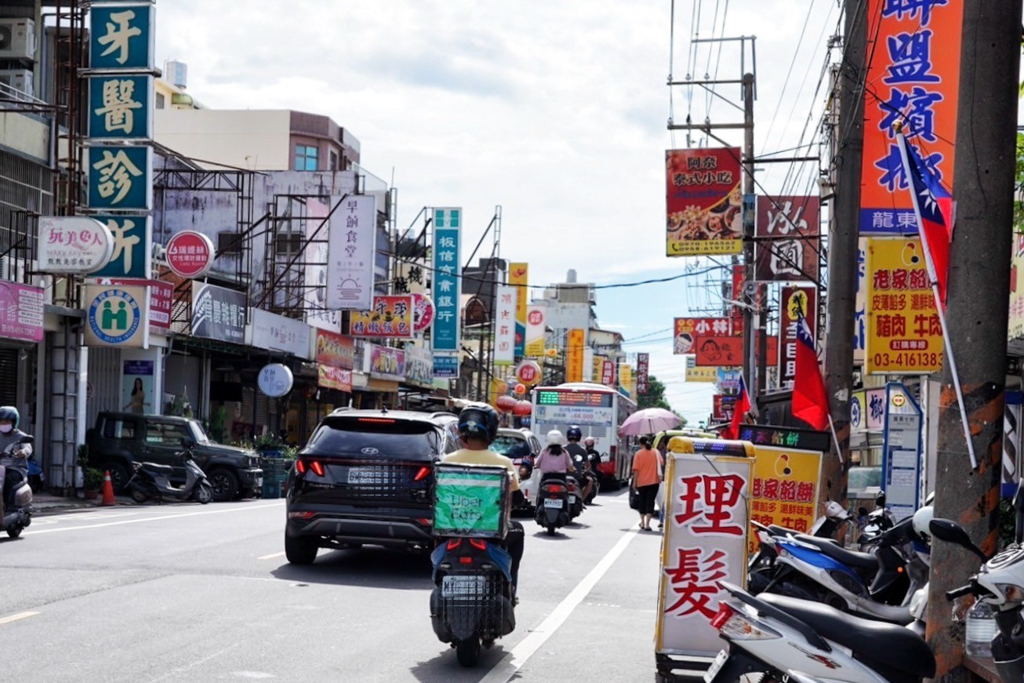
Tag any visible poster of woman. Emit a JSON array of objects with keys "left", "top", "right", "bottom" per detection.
[{"left": 122, "top": 360, "right": 154, "bottom": 415}]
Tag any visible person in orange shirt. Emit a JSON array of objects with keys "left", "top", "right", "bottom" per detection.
[{"left": 631, "top": 436, "right": 664, "bottom": 531}]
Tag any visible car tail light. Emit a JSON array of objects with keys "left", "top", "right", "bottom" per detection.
[
  {"left": 712, "top": 604, "right": 781, "bottom": 640},
  {"left": 446, "top": 538, "right": 462, "bottom": 550},
  {"left": 288, "top": 511, "right": 316, "bottom": 520},
  {"left": 416, "top": 517, "right": 431, "bottom": 526},
  {"left": 358, "top": 417, "right": 396, "bottom": 424},
  {"left": 310, "top": 461, "right": 325, "bottom": 477},
  {"left": 469, "top": 539, "right": 488, "bottom": 551},
  {"left": 414, "top": 466, "right": 431, "bottom": 482},
  {"left": 295, "top": 460, "right": 306, "bottom": 474}
]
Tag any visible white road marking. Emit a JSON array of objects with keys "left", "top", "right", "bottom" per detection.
[
  {"left": 145, "top": 643, "right": 240, "bottom": 683},
  {"left": 257, "top": 551, "right": 286, "bottom": 560},
  {"left": 0, "top": 611, "right": 39, "bottom": 626},
  {"left": 25, "top": 502, "right": 284, "bottom": 535},
  {"left": 479, "top": 526, "right": 640, "bottom": 683}
]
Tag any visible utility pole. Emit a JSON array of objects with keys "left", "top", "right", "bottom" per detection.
[
  {"left": 741, "top": 73, "right": 757, "bottom": 400},
  {"left": 822, "top": 0, "right": 865, "bottom": 506},
  {"left": 927, "top": 3, "right": 1023, "bottom": 680}
]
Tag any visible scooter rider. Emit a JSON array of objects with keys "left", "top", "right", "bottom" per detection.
[
  {"left": 564, "top": 426, "right": 594, "bottom": 502},
  {"left": 443, "top": 404, "right": 526, "bottom": 591},
  {"left": 583, "top": 436, "right": 602, "bottom": 472},
  {"left": 535, "top": 430, "right": 573, "bottom": 485},
  {"left": 0, "top": 406, "right": 32, "bottom": 517}
]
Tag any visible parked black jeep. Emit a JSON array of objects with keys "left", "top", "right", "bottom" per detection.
[{"left": 86, "top": 412, "right": 263, "bottom": 501}]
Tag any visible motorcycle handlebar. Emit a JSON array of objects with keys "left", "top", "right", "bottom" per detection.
[{"left": 946, "top": 585, "right": 974, "bottom": 601}]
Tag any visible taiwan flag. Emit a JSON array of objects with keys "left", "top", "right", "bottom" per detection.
[
  {"left": 722, "top": 376, "right": 752, "bottom": 440},
  {"left": 792, "top": 313, "right": 829, "bottom": 431},
  {"left": 898, "top": 131, "right": 953, "bottom": 306}
]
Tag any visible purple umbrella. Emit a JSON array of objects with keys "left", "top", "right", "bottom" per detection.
[{"left": 618, "top": 408, "right": 681, "bottom": 436}]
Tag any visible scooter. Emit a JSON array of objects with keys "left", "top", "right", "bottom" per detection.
[
  {"left": 535, "top": 476, "right": 571, "bottom": 535},
  {"left": 126, "top": 438, "right": 213, "bottom": 504},
  {"left": 566, "top": 474, "right": 584, "bottom": 520},
  {"left": 429, "top": 537, "right": 516, "bottom": 667},
  {"left": 748, "top": 501, "right": 851, "bottom": 591},
  {"left": 0, "top": 435, "right": 34, "bottom": 539},
  {"left": 572, "top": 453, "right": 600, "bottom": 505}
]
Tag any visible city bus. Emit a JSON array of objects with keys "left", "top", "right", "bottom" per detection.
[{"left": 530, "top": 382, "right": 638, "bottom": 489}]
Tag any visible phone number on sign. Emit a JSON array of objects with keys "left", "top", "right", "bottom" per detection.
[{"left": 872, "top": 352, "right": 941, "bottom": 369}]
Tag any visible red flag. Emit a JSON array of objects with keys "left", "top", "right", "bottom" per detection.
[
  {"left": 723, "top": 377, "right": 751, "bottom": 440},
  {"left": 792, "top": 314, "right": 829, "bottom": 431}
]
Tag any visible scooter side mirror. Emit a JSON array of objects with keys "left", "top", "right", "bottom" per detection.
[
  {"left": 875, "top": 491, "right": 887, "bottom": 507},
  {"left": 930, "top": 518, "right": 987, "bottom": 561},
  {"left": 180, "top": 436, "right": 196, "bottom": 449},
  {"left": 17, "top": 435, "right": 34, "bottom": 445}
]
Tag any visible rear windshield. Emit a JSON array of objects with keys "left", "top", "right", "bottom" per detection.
[
  {"left": 304, "top": 417, "right": 442, "bottom": 459},
  {"left": 491, "top": 435, "right": 532, "bottom": 459}
]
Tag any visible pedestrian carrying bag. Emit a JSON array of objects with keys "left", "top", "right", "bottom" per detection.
[
  {"left": 629, "top": 487, "right": 640, "bottom": 511},
  {"left": 433, "top": 463, "right": 510, "bottom": 539}
]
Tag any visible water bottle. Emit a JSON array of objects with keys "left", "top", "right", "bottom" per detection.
[{"left": 965, "top": 601, "right": 997, "bottom": 657}]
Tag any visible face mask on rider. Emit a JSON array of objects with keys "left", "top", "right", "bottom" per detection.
[{"left": 0, "top": 424, "right": 12, "bottom": 434}]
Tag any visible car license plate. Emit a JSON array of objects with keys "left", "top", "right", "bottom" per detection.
[
  {"left": 704, "top": 649, "right": 729, "bottom": 682},
  {"left": 347, "top": 467, "right": 379, "bottom": 485},
  {"left": 442, "top": 575, "right": 486, "bottom": 598},
  {"left": 543, "top": 498, "right": 563, "bottom": 509}
]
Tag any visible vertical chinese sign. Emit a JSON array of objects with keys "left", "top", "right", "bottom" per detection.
[
  {"left": 86, "top": 3, "right": 155, "bottom": 280},
  {"left": 509, "top": 262, "right": 528, "bottom": 359},
  {"left": 636, "top": 353, "right": 650, "bottom": 395},
  {"left": 327, "top": 195, "right": 377, "bottom": 311},
  {"left": 754, "top": 196, "right": 820, "bottom": 282},
  {"left": 565, "top": 328, "right": 585, "bottom": 383},
  {"left": 525, "top": 305, "right": 546, "bottom": 358},
  {"left": 859, "top": 0, "right": 962, "bottom": 235},
  {"left": 494, "top": 284, "right": 516, "bottom": 366},
  {"left": 656, "top": 452, "right": 751, "bottom": 657},
  {"left": 431, "top": 208, "right": 462, "bottom": 353},
  {"left": 666, "top": 148, "right": 743, "bottom": 256},
  {"left": 866, "top": 237, "right": 942, "bottom": 374},
  {"left": 778, "top": 286, "right": 817, "bottom": 389}
]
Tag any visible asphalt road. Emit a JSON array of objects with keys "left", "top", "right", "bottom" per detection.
[{"left": 0, "top": 489, "right": 664, "bottom": 682}]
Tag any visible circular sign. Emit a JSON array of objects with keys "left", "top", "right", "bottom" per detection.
[
  {"left": 38, "top": 216, "right": 115, "bottom": 274},
  {"left": 87, "top": 288, "right": 142, "bottom": 344},
  {"left": 514, "top": 383, "right": 527, "bottom": 395},
  {"left": 527, "top": 308, "right": 544, "bottom": 326},
  {"left": 515, "top": 360, "right": 541, "bottom": 386},
  {"left": 166, "top": 231, "right": 215, "bottom": 279},
  {"left": 258, "top": 363, "right": 294, "bottom": 397},
  {"left": 412, "top": 293, "right": 435, "bottom": 333},
  {"left": 892, "top": 393, "right": 906, "bottom": 408}
]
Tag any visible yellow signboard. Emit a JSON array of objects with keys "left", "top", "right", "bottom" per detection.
[
  {"left": 866, "top": 237, "right": 943, "bottom": 374},
  {"left": 748, "top": 445, "right": 822, "bottom": 555},
  {"left": 619, "top": 363, "right": 634, "bottom": 396},
  {"left": 566, "top": 328, "right": 585, "bottom": 383},
  {"left": 685, "top": 366, "right": 718, "bottom": 383},
  {"left": 510, "top": 263, "right": 528, "bottom": 356}
]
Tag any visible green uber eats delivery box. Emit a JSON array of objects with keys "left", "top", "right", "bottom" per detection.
[{"left": 433, "top": 463, "right": 511, "bottom": 539}]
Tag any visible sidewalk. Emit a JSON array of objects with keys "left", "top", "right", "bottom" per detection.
[{"left": 31, "top": 492, "right": 129, "bottom": 516}]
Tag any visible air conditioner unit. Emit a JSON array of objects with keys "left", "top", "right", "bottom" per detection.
[
  {"left": 0, "top": 69, "right": 34, "bottom": 98},
  {"left": 0, "top": 19, "right": 36, "bottom": 60}
]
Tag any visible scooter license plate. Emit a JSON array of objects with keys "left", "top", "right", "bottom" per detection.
[
  {"left": 442, "top": 575, "right": 486, "bottom": 598},
  {"left": 704, "top": 649, "right": 728, "bottom": 683},
  {"left": 543, "top": 498, "right": 563, "bottom": 509},
  {"left": 569, "top": 495, "right": 577, "bottom": 504}
]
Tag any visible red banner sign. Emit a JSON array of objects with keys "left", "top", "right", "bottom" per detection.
[
  {"left": 695, "top": 335, "right": 778, "bottom": 368},
  {"left": 636, "top": 353, "right": 650, "bottom": 395},
  {"left": 755, "top": 196, "right": 820, "bottom": 282}
]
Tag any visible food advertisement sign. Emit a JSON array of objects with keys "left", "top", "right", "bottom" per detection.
[
  {"left": 755, "top": 195, "right": 820, "bottom": 282},
  {"left": 656, "top": 452, "right": 751, "bottom": 657},
  {"left": 315, "top": 329, "right": 355, "bottom": 370},
  {"left": 747, "top": 445, "right": 822, "bottom": 556},
  {"left": 866, "top": 237, "right": 942, "bottom": 374},
  {"left": 695, "top": 335, "right": 777, "bottom": 368},
  {"left": 0, "top": 280, "right": 44, "bottom": 342},
  {"left": 674, "top": 317, "right": 732, "bottom": 355},
  {"left": 327, "top": 195, "right": 376, "bottom": 311},
  {"left": 368, "top": 344, "right": 406, "bottom": 381},
  {"left": 859, "top": 0, "right": 962, "bottom": 235},
  {"left": 318, "top": 365, "right": 352, "bottom": 392},
  {"left": 666, "top": 148, "right": 743, "bottom": 256},
  {"left": 350, "top": 295, "right": 413, "bottom": 338}
]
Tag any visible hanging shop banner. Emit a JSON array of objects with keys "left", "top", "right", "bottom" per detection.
[
  {"left": 778, "top": 287, "right": 818, "bottom": 389},
  {"left": 865, "top": 237, "right": 942, "bottom": 374},
  {"left": 433, "top": 354, "right": 459, "bottom": 379},
  {"left": 685, "top": 366, "right": 718, "bottom": 383},
  {"left": 716, "top": 367, "right": 743, "bottom": 394},
  {"left": 0, "top": 280, "right": 44, "bottom": 343},
  {"left": 601, "top": 359, "right": 616, "bottom": 387},
  {"left": 748, "top": 445, "right": 823, "bottom": 555},
  {"left": 859, "top": 0, "right": 962, "bottom": 235},
  {"left": 249, "top": 308, "right": 312, "bottom": 360},
  {"left": 37, "top": 216, "right": 114, "bottom": 274},
  {"left": 583, "top": 348, "right": 595, "bottom": 382},
  {"left": 304, "top": 198, "right": 342, "bottom": 334},
  {"left": 404, "top": 345, "right": 434, "bottom": 387},
  {"left": 165, "top": 230, "right": 215, "bottom": 279},
  {"left": 854, "top": 238, "right": 868, "bottom": 364},
  {"left": 191, "top": 281, "right": 246, "bottom": 344},
  {"left": 665, "top": 147, "right": 743, "bottom": 256},
  {"left": 318, "top": 365, "right": 352, "bottom": 392},
  {"left": 755, "top": 195, "right": 820, "bottom": 282},
  {"left": 565, "top": 328, "right": 585, "bottom": 383},
  {"left": 882, "top": 382, "right": 923, "bottom": 521},
  {"left": 674, "top": 317, "right": 732, "bottom": 355},
  {"left": 327, "top": 195, "right": 377, "bottom": 311},
  {"left": 431, "top": 207, "right": 462, "bottom": 353},
  {"left": 88, "top": 75, "right": 154, "bottom": 141},
  {"left": 636, "top": 353, "right": 650, "bottom": 395},
  {"left": 100, "top": 277, "right": 171, "bottom": 333},
  {"left": 350, "top": 295, "right": 413, "bottom": 338},
  {"left": 494, "top": 284, "right": 517, "bottom": 366},
  {"left": 88, "top": 215, "right": 152, "bottom": 279},
  {"left": 1010, "top": 233, "right": 1024, "bottom": 342},
  {"left": 412, "top": 292, "right": 435, "bottom": 333},
  {"left": 121, "top": 360, "right": 154, "bottom": 414},
  {"left": 510, "top": 262, "right": 528, "bottom": 358},
  {"left": 83, "top": 283, "right": 150, "bottom": 348},
  {"left": 86, "top": 147, "right": 152, "bottom": 211},
  {"left": 315, "top": 329, "right": 355, "bottom": 370},
  {"left": 367, "top": 344, "right": 406, "bottom": 381},
  {"left": 656, "top": 450, "right": 752, "bottom": 658},
  {"left": 695, "top": 335, "right": 778, "bottom": 368},
  {"left": 89, "top": 3, "right": 155, "bottom": 71},
  {"left": 619, "top": 363, "right": 634, "bottom": 397},
  {"left": 712, "top": 394, "right": 738, "bottom": 422},
  {"left": 525, "top": 305, "right": 546, "bottom": 358}
]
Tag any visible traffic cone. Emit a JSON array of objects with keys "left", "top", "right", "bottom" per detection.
[{"left": 101, "top": 471, "right": 116, "bottom": 506}]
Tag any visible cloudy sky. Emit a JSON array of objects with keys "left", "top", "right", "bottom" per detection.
[{"left": 155, "top": 1, "right": 840, "bottom": 425}]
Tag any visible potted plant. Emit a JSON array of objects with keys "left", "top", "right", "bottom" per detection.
[{"left": 83, "top": 467, "right": 105, "bottom": 500}]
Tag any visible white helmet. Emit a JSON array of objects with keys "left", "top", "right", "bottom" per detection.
[
  {"left": 912, "top": 505, "right": 934, "bottom": 541},
  {"left": 824, "top": 501, "right": 851, "bottom": 521},
  {"left": 546, "top": 429, "right": 565, "bottom": 447},
  {"left": 584, "top": 436, "right": 596, "bottom": 447}
]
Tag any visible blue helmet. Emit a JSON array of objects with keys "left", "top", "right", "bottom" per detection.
[
  {"left": 458, "top": 403, "right": 499, "bottom": 444},
  {"left": 566, "top": 426, "right": 583, "bottom": 442},
  {"left": 0, "top": 406, "right": 19, "bottom": 429}
]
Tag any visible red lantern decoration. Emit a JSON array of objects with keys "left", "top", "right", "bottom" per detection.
[
  {"left": 513, "top": 400, "right": 532, "bottom": 417},
  {"left": 514, "top": 383, "right": 527, "bottom": 396},
  {"left": 495, "top": 395, "right": 517, "bottom": 413}
]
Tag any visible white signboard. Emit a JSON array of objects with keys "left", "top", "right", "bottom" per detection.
[
  {"left": 533, "top": 404, "right": 615, "bottom": 427},
  {"left": 304, "top": 198, "right": 342, "bottom": 332},
  {"left": 38, "top": 216, "right": 114, "bottom": 273},
  {"left": 249, "top": 308, "right": 312, "bottom": 360},
  {"left": 656, "top": 453, "right": 752, "bottom": 658},
  {"left": 494, "top": 284, "right": 516, "bottom": 366},
  {"left": 327, "top": 195, "right": 376, "bottom": 311},
  {"left": 258, "top": 363, "right": 294, "bottom": 397}
]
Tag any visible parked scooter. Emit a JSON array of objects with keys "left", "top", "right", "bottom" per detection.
[
  {"left": 748, "top": 500, "right": 851, "bottom": 591},
  {"left": 535, "top": 476, "right": 571, "bottom": 535},
  {"left": 857, "top": 491, "right": 897, "bottom": 550},
  {"left": 0, "top": 435, "right": 34, "bottom": 539},
  {"left": 429, "top": 537, "right": 516, "bottom": 667},
  {"left": 126, "top": 437, "right": 213, "bottom": 504}
]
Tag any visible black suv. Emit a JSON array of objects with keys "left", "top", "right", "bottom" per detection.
[{"left": 284, "top": 409, "right": 460, "bottom": 564}]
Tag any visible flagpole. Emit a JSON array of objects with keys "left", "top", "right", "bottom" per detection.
[{"left": 896, "top": 131, "right": 978, "bottom": 469}]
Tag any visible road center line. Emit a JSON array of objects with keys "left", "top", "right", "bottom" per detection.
[
  {"left": 479, "top": 526, "right": 640, "bottom": 683},
  {"left": 0, "top": 611, "right": 40, "bottom": 626},
  {"left": 25, "top": 502, "right": 284, "bottom": 535},
  {"left": 257, "top": 551, "right": 286, "bottom": 560}
]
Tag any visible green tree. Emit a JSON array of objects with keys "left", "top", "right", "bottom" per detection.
[{"left": 637, "top": 375, "right": 687, "bottom": 426}]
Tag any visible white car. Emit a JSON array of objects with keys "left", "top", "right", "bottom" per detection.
[{"left": 490, "top": 427, "right": 541, "bottom": 513}]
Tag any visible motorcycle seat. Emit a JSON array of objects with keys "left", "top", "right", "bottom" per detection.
[
  {"left": 758, "top": 593, "right": 935, "bottom": 679},
  {"left": 140, "top": 462, "right": 174, "bottom": 474},
  {"left": 793, "top": 535, "right": 877, "bottom": 570}
]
